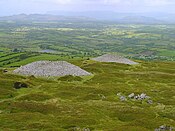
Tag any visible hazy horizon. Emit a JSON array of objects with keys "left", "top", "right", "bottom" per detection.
[{"left": 1, "top": 0, "right": 175, "bottom": 16}]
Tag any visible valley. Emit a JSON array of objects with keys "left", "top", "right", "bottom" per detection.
[{"left": 0, "top": 19, "right": 175, "bottom": 130}]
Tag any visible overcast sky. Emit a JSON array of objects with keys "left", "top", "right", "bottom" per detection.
[{"left": 0, "top": 0, "right": 175, "bottom": 16}]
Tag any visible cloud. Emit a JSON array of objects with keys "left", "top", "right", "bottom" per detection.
[
  {"left": 145, "top": 0, "right": 174, "bottom": 6},
  {"left": 0, "top": 0, "right": 175, "bottom": 16},
  {"left": 102, "top": 0, "right": 175, "bottom": 6},
  {"left": 43, "top": 0, "right": 72, "bottom": 4},
  {"left": 2, "top": 0, "right": 174, "bottom": 6},
  {"left": 28, "top": 0, "right": 72, "bottom": 5}
]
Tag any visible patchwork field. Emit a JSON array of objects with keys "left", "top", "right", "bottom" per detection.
[
  {"left": 0, "top": 21, "right": 175, "bottom": 130},
  {"left": 0, "top": 22, "right": 175, "bottom": 65}
]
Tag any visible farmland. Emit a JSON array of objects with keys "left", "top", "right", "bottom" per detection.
[
  {"left": 0, "top": 22, "right": 175, "bottom": 68},
  {"left": 0, "top": 20, "right": 175, "bottom": 130}
]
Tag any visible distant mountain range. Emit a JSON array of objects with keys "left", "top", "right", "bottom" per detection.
[
  {"left": 0, "top": 14, "right": 95, "bottom": 22},
  {"left": 0, "top": 12, "right": 175, "bottom": 24}
]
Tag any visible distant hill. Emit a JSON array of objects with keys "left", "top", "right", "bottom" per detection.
[
  {"left": 1, "top": 12, "right": 175, "bottom": 24},
  {"left": 47, "top": 11, "right": 122, "bottom": 20},
  {"left": 47, "top": 11, "right": 175, "bottom": 24},
  {"left": 119, "top": 16, "right": 163, "bottom": 24},
  {"left": 0, "top": 14, "right": 95, "bottom": 22}
]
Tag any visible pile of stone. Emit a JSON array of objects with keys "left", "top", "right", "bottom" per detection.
[
  {"left": 129, "top": 93, "right": 150, "bottom": 99},
  {"left": 13, "top": 61, "right": 91, "bottom": 77},
  {"left": 117, "top": 92, "right": 153, "bottom": 104},
  {"left": 155, "top": 125, "right": 175, "bottom": 131},
  {"left": 128, "top": 93, "right": 153, "bottom": 104},
  {"left": 92, "top": 54, "right": 138, "bottom": 65}
]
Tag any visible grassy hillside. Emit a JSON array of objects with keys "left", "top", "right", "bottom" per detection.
[
  {"left": 0, "top": 20, "right": 174, "bottom": 130},
  {"left": 0, "top": 60, "right": 175, "bottom": 130}
]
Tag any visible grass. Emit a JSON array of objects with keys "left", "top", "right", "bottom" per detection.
[
  {"left": 0, "top": 59, "right": 175, "bottom": 130},
  {"left": 0, "top": 22, "right": 174, "bottom": 130},
  {"left": 158, "top": 50, "right": 175, "bottom": 57}
]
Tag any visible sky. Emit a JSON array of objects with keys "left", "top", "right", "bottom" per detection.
[{"left": 0, "top": 0, "right": 175, "bottom": 16}]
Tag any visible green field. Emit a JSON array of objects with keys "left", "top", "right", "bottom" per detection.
[
  {"left": 0, "top": 21, "right": 175, "bottom": 130},
  {"left": 0, "top": 22, "right": 175, "bottom": 63}
]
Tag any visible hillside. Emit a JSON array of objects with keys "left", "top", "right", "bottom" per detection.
[
  {"left": 0, "top": 17, "right": 175, "bottom": 131},
  {"left": 0, "top": 60, "right": 175, "bottom": 130}
]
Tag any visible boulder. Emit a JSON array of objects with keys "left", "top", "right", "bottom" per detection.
[
  {"left": 14, "top": 82, "right": 28, "bottom": 89},
  {"left": 2, "top": 69, "right": 8, "bottom": 73}
]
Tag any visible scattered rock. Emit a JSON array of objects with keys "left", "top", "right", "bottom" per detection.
[
  {"left": 128, "top": 93, "right": 135, "bottom": 98},
  {"left": 92, "top": 54, "right": 138, "bottom": 65},
  {"left": 98, "top": 94, "right": 106, "bottom": 100},
  {"left": 2, "top": 69, "right": 8, "bottom": 73},
  {"left": 120, "top": 96, "right": 127, "bottom": 101},
  {"left": 118, "top": 92, "right": 153, "bottom": 104},
  {"left": 72, "top": 127, "right": 81, "bottom": 131},
  {"left": 83, "top": 128, "right": 90, "bottom": 131},
  {"left": 155, "top": 125, "right": 175, "bottom": 131},
  {"left": 71, "top": 127, "right": 90, "bottom": 131},
  {"left": 117, "top": 93, "right": 121, "bottom": 96},
  {"left": 140, "top": 93, "right": 147, "bottom": 99},
  {"left": 147, "top": 100, "right": 153, "bottom": 104},
  {"left": 14, "top": 82, "right": 28, "bottom": 89},
  {"left": 134, "top": 93, "right": 151, "bottom": 101},
  {"left": 14, "top": 61, "right": 91, "bottom": 77}
]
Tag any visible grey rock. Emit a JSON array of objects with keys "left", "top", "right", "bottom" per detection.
[
  {"left": 120, "top": 96, "right": 127, "bottom": 101},
  {"left": 155, "top": 125, "right": 175, "bottom": 131},
  {"left": 83, "top": 128, "right": 90, "bottom": 131},
  {"left": 134, "top": 95, "right": 139, "bottom": 100},
  {"left": 3, "top": 69, "right": 8, "bottom": 73},
  {"left": 128, "top": 93, "right": 135, "bottom": 98},
  {"left": 134, "top": 93, "right": 151, "bottom": 101},
  {"left": 147, "top": 100, "right": 153, "bottom": 104},
  {"left": 160, "top": 125, "right": 166, "bottom": 129},
  {"left": 140, "top": 93, "right": 147, "bottom": 99}
]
